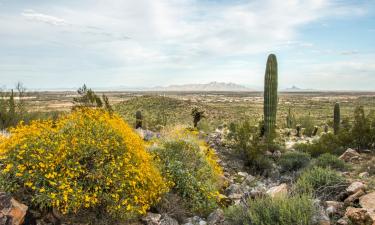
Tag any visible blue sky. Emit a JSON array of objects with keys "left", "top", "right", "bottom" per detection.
[{"left": 0, "top": 0, "right": 374, "bottom": 90}]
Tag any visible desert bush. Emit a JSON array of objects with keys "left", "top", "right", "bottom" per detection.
[
  {"left": 226, "top": 120, "right": 277, "bottom": 175},
  {"left": 314, "top": 153, "right": 348, "bottom": 171},
  {"left": 294, "top": 167, "right": 347, "bottom": 200},
  {"left": 296, "top": 115, "right": 315, "bottom": 137},
  {"left": 151, "top": 135, "right": 222, "bottom": 216},
  {"left": 294, "top": 133, "right": 346, "bottom": 157},
  {"left": 0, "top": 109, "right": 169, "bottom": 219},
  {"left": 224, "top": 194, "right": 315, "bottom": 225},
  {"left": 278, "top": 151, "right": 311, "bottom": 173},
  {"left": 0, "top": 83, "right": 29, "bottom": 129}
]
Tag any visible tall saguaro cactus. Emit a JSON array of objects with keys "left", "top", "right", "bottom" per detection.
[
  {"left": 333, "top": 102, "right": 340, "bottom": 135},
  {"left": 264, "top": 54, "right": 278, "bottom": 141},
  {"left": 135, "top": 110, "right": 143, "bottom": 129}
]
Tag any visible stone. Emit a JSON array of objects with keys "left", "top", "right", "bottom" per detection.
[
  {"left": 359, "top": 172, "right": 370, "bottom": 179},
  {"left": 337, "top": 218, "right": 349, "bottom": 225},
  {"left": 345, "top": 207, "right": 373, "bottom": 225},
  {"left": 266, "top": 183, "right": 288, "bottom": 198},
  {"left": 339, "top": 148, "right": 361, "bottom": 162},
  {"left": 325, "top": 201, "right": 344, "bottom": 216},
  {"left": 0, "top": 192, "right": 28, "bottom": 225},
  {"left": 359, "top": 192, "right": 375, "bottom": 222},
  {"left": 237, "top": 171, "right": 249, "bottom": 177},
  {"left": 160, "top": 214, "right": 179, "bottom": 225},
  {"left": 347, "top": 182, "right": 366, "bottom": 194},
  {"left": 207, "top": 209, "right": 225, "bottom": 225},
  {"left": 345, "top": 190, "right": 366, "bottom": 205},
  {"left": 142, "top": 212, "right": 162, "bottom": 225},
  {"left": 312, "top": 200, "right": 330, "bottom": 225}
]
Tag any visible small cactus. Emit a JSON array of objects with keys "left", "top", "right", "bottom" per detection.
[
  {"left": 333, "top": 102, "right": 340, "bottom": 135},
  {"left": 263, "top": 54, "right": 278, "bottom": 141},
  {"left": 286, "top": 107, "right": 294, "bottom": 128},
  {"left": 135, "top": 110, "right": 143, "bottom": 129},
  {"left": 312, "top": 126, "right": 318, "bottom": 136},
  {"left": 296, "top": 124, "right": 301, "bottom": 137}
]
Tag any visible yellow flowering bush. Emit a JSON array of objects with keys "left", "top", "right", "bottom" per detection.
[
  {"left": 151, "top": 126, "right": 223, "bottom": 215},
  {"left": 0, "top": 109, "right": 169, "bottom": 218}
]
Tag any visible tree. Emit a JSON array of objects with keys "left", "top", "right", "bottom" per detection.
[
  {"left": 191, "top": 107, "right": 205, "bottom": 128},
  {"left": 72, "top": 84, "right": 112, "bottom": 112}
]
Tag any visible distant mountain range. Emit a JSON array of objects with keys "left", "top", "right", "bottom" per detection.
[
  {"left": 283, "top": 85, "right": 315, "bottom": 92},
  {"left": 149, "top": 82, "right": 253, "bottom": 92},
  {"left": 28, "top": 83, "right": 320, "bottom": 92}
]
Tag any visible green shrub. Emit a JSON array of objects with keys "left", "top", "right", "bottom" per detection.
[
  {"left": 151, "top": 139, "right": 222, "bottom": 216},
  {"left": 314, "top": 153, "right": 348, "bottom": 171},
  {"left": 278, "top": 151, "right": 311, "bottom": 173},
  {"left": 226, "top": 120, "right": 277, "bottom": 175},
  {"left": 225, "top": 194, "right": 315, "bottom": 225},
  {"left": 294, "top": 133, "right": 345, "bottom": 157},
  {"left": 296, "top": 115, "right": 315, "bottom": 137},
  {"left": 294, "top": 167, "right": 347, "bottom": 200}
]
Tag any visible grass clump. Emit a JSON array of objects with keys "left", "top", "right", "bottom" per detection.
[
  {"left": 151, "top": 132, "right": 223, "bottom": 216},
  {"left": 0, "top": 109, "right": 169, "bottom": 219},
  {"left": 294, "top": 167, "right": 347, "bottom": 200},
  {"left": 278, "top": 151, "right": 311, "bottom": 173},
  {"left": 314, "top": 153, "right": 348, "bottom": 171},
  {"left": 224, "top": 194, "right": 315, "bottom": 225}
]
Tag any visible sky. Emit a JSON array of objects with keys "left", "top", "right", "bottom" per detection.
[{"left": 0, "top": 0, "right": 374, "bottom": 90}]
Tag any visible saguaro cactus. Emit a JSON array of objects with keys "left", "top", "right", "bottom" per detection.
[
  {"left": 135, "top": 110, "right": 143, "bottom": 129},
  {"left": 264, "top": 54, "right": 278, "bottom": 141},
  {"left": 333, "top": 102, "right": 340, "bottom": 135},
  {"left": 286, "top": 107, "right": 294, "bottom": 128}
]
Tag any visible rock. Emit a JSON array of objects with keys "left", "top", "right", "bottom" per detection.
[
  {"left": 345, "top": 207, "right": 373, "bottom": 225},
  {"left": 325, "top": 201, "right": 344, "bottom": 216},
  {"left": 184, "top": 216, "right": 206, "bottom": 225},
  {"left": 142, "top": 212, "right": 162, "bottom": 225},
  {"left": 359, "top": 172, "right": 370, "bottom": 179},
  {"left": 359, "top": 192, "right": 375, "bottom": 222},
  {"left": 0, "top": 192, "right": 28, "bottom": 225},
  {"left": 347, "top": 182, "right": 366, "bottom": 194},
  {"left": 339, "top": 148, "right": 361, "bottom": 162},
  {"left": 345, "top": 190, "right": 366, "bottom": 205},
  {"left": 312, "top": 199, "right": 330, "bottom": 225},
  {"left": 266, "top": 183, "right": 288, "bottom": 198},
  {"left": 237, "top": 171, "right": 249, "bottom": 177},
  {"left": 160, "top": 214, "right": 179, "bottom": 225},
  {"left": 337, "top": 217, "right": 349, "bottom": 225},
  {"left": 272, "top": 150, "right": 282, "bottom": 158},
  {"left": 207, "top": 209, "right": 225, "bottom": 225}
]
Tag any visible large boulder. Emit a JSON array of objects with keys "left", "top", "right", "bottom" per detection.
[
  {"left": 344, "top": 190, "right": 366, "bottom": 206},
  {"left": 0, "top": 193, "right": 28, "bottom": 225},
  {"left": 339, "top": 148, "right": 361, "bottom": 162},
  {"left": 360, "top": 192, "right": 375, "bottom": 223},
  {"left": 345, "top": 207, "right": 373, "bottom": 225},
  {"left": 266, "top": 183, "right": 288, "bottom": 198},
  {"left": 347, "top": 182, "right": 366, "bottom": 195}
]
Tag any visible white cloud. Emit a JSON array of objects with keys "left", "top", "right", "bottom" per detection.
[
  {"left": 21, "top": 9, "right": 67, "bottom": 26},
  {"left": 0, "top": 0, "right": 373, "bottom": 89}
]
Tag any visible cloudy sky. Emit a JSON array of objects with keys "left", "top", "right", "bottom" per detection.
[{"left": 0, "top": 0, "right": 374, "bottom": 90}]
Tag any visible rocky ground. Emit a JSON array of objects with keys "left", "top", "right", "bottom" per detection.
[{"left": 1, "top": 130, "right": 375, "bottom": 225}]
